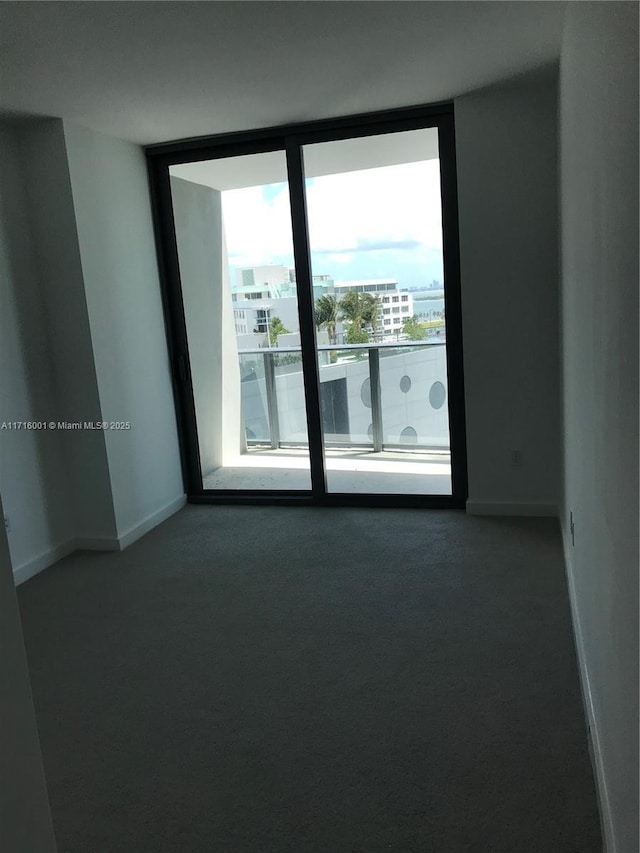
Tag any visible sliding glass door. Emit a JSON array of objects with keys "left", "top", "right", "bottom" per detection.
[
  {"left": 148, "top": 105, "right": 467, "bottom": 506},
  {"left": 302, "top": 128, "right": 452, "bottom": 495},
  {"left": 168, "top": 150, "right": 313, "bottom": 492}
]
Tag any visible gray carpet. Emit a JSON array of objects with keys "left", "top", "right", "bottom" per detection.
[{"left": 18, "top": 507, "right": 601, "bottom": 853}]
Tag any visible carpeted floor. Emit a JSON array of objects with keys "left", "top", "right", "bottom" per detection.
[{"left": 18, "top": 506, "right": 601, "bottom": 852}]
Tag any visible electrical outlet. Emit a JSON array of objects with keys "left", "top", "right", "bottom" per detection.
[
  {"left": 511, "top": 450, "right": 523, "bottom": 467},
  {"left": 3, "top": 515, "right": 10, "bottom": 533},
  {"left": 570, "top": 511, "right": 575, "bottom": 546}
]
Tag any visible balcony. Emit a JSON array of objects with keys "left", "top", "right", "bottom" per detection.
[{"left": 203, "top": 341, "right": 452, "bottom": 494}]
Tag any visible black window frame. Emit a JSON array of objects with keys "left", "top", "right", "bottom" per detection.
[{"left": 146, "top": 101, "right": 468, "bottom": 510}]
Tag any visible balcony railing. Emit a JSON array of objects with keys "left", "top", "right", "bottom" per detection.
[{"left": 238, "top": 341, "right": 450, "bottom": 453}]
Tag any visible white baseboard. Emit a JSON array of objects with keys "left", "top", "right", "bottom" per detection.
[
  {"left": 117, "top": 493, "right": 186, "bottom": 550},
  {"left": 74, "top": 537, "right": 121, "bottom": 551},
  {"left": 466, "top": 500, "right": 558, "bottom": 517},
  {"left": 13, "top": 494, "right": 187, "bottom": 586},
  {"left": 562, "top": 528, "right": 615, "bottom": 853},
  {"left": 13, "top": 539, "right": 78, "bottom": 586}
]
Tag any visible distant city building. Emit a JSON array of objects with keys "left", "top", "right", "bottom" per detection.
[
  {"left": 333, "top": 278, "right": 398, "bottom": 297},
  {"left": 233, "top": 264, "right": 297, "bottom": 301},
  {"left": 233, "top": 296, "right": 300, "bottom": 339},
  {"left": 334, "top": 279, "right": 413, "bottom": 338},
  {"left": 310, "top": 274, "right": 335, "bottom": 301},
  {"left": 231, "top": 267, "right": 415, "bottom": 344},
  {"left": 233, "top": 265, "right": 337, "bottom": 303}
]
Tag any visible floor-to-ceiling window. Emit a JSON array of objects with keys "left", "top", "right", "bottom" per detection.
[{"left": 148, "top": 105, "right": 467, "bottom": 507}]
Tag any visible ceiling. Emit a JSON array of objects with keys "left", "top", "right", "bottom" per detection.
[
  {"left": 0, "top": 1, "right": 566, "bottom": 146},
  {"left": 170, "top": 127, "right": 440, "bottom": 190}
]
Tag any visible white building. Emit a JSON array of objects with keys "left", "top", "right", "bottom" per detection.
[
  {"left": 334, "top": 279, "right": 414, "bottom": 338},
  {"left": 232, "top": 276, "right": 415, "bottom": 345},
  {"left": 232, "top": 296, "right": 301, "bottom": 343},
  {"left": 233, "top": 264, "right": 296, "bottom": 300},
  {"left": 379, "top": 290, "right": 414, "bottom": 337}
]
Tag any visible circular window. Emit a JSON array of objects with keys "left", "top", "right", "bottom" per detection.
[
  {"left": 360, "top": 378, "right": 372, "bottom": 408},
  {"left": 400, "top": 426, "right": 418, "bottom": 444},
  {"left": 429, "top": 381, "right": 446, "bottom": 410},
  {"left": 400, "top": 375, "right": 412, "bottom": 393}
]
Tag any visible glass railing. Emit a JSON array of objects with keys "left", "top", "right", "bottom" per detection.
[{"left": 238, "top": 341, "right": 451, "bottom": 453}]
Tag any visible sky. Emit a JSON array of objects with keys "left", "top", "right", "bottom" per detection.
[{"left": 221, "top": 159, "right": 444, "bottom": 290}]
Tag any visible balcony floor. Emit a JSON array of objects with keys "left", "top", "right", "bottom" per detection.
[{"left": 203, "top": 448, "right": 451, "bottom": 495}]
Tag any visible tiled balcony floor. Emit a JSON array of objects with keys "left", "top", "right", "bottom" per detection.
[{"left": 203, "top": 448, "right": 451, "bottom": 494}]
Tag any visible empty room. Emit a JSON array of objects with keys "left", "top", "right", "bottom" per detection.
[{"left": 0, "top": 2, "right": 637, "bottom": 852}]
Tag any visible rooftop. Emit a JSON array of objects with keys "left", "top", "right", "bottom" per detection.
[{"left": 334, "top": 279, "right": 398, "bottom": 288}]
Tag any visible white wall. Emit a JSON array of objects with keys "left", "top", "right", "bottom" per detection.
[
  {"left": 456, "top": 69, "right": 560, "bottom": 515},
  {"left": 63, "top": 123, "right": 184, "bottom": 541},
  {"left": 0, "top": 492, "right": 57, "bottom": 851},
  {"left": 17, "top": 120, "right": 118, "bottom": 546},
  {"left": 560, "top": 4, "right": 639, "bottom": 851},
  {"left": 171, "top": 176, "right": 242, "bottom": 475},
  {"left": 0, "top": 118, "right": 186, "bottom": 578},
  {"left": 0, "top": 126, "right": 75, "bottom": 581}
]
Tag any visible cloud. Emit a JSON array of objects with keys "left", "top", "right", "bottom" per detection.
[
  {"left": 261, "top": 183, "right": 287, "bottom": 204},
  {"left": 221, "top": 182, "right": 294, "bottom": 267},
  {"left": 305, "top": 161, "right": 443, "bottom": 254},
  {"left": 221, "top": 159, "right": 443, "bottom": 269},
  {"left": 324, "top": 253, "right": 356, "bottom": 264},
  {"left": 313, "top": 238, "right": 423, "bottom": 254}
]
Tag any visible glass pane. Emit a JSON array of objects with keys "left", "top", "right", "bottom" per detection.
[
  {"left": 320, "top": 347, "right": 372, "bottom": 447},
  {"left": 169, "top": 152, "right": 311, "bottom": 491},
  {"left": 273, "top": 352, "right": 308, "bottom": 445},
  {"left": 303, "top": 128, "right": 452, "bottom": 495}
]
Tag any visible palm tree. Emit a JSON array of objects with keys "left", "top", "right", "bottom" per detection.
[
  {"left": 361, "top": 294, "right": 381, "bottom": 341},
  {"left": 268, "top": 315, "right": 290, "bottom": 346},
  {"left": 314, "top": 294, "right": 339, "bottom": 344},
  {"left": 339, "top": 291, "right": 380, "bottom": 342},
  {"left": 402, "top": 314, "right": 426, "bottom": 341}
]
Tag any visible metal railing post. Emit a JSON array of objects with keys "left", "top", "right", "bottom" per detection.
[
  {"left": 263, "top": 351, "right": 280, "bottom": 450},
  {"left": 368, "top": 347, "right": 383, "bottom": 452},
  {"left": 242, "top": 342, "right": 444, "bottom": 450}
]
